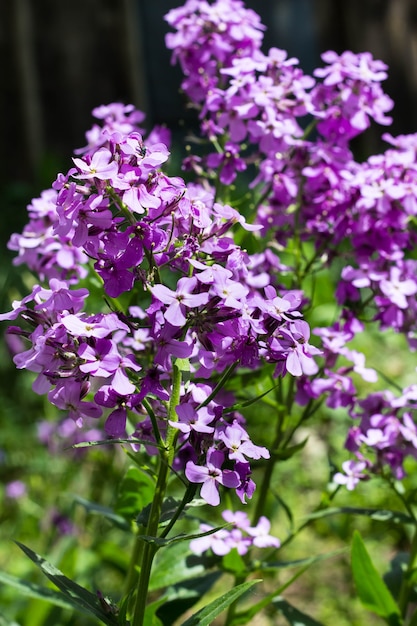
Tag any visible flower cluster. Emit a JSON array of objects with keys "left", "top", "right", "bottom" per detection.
[
  {"left": 164, "top": 0, "right": 417, "bottom": 493},
  {"left": 334, "top": 385, "right": 417, "bottom": 488},
  {"left": 190, "top": 509, "right": 280, "bottom": 556},
  {"left": 4, "top": 0, "right": 417, "bottom": 510},
  {"left": 2, "top": 95, "right": 323, "bottom": 506}
]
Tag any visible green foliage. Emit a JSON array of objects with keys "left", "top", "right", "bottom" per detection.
[
  {"left": 180, "top": 580, "right": 262, "bottom": 626},
  {"left": 351, "top": 531, "right": 402, "bottom": 625},
  {"left": 14, "top": 542, "right": 120, "bottom": 625}
]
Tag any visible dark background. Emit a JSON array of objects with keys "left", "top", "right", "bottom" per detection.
[{"left": 1, "top": 0, "right": 417, "bottom": 241}]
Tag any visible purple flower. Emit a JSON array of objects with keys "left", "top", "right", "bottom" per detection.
[
  {"left": 218, "top": 421, "right": 269, "bottom": 462},
  {"left": 150, "top": 276, "right": 209, "bottom": 327},
  {"left": 6, "top": 480, "right": 27, "bottom": 499},
  {"left": 72, "top": 148, "right": 119, "bottom": 181},
  {"left": 48, "top": 380, "right": 102, "bottom": 426},
  {"left": 247, "top": 516, "right": 280, "bottom": 548},
  {"left": 170, "top": 403, "right": 215, "bottom": 435},
  {"left": 185, "top": 448, "right": 240, "bottom": 506},
  {"left": 333, "top": 460, "right": 368, "bottom": 491}
]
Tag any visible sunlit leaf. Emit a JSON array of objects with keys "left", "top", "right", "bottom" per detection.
[
  {"left": 149, "top": 541, "right": 205, "bottom": 591},
  {"left": 115, "top": 465, "right": 155, "bottom": 520},
  {"left": 14, "top": 542, "right": 120, "bottom": 625},
  {"left": 0, "top": 570, "right": 83, "bottom": 612},
  {"left": 181, "top": 579, "right": 261, "bottom": 626},
  {"left": 351, "top": 531, "right": 402, "bottom": 625}
]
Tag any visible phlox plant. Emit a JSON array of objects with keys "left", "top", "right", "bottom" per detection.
[{"left": 2, "top": 0, "right": 417, "bottom": 624}]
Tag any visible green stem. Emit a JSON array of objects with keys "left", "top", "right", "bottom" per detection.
[
  {"left": 131, "top": 452, "right": 170, "bottom": 626},
  {"left": 397, "top": 522, "right": 417, "bottom": 619},
  {"left": 130, "top": 362, "right": 182, "bottom": 626},
  {"left": 252, "top": 379, "right": 292, "bottom": 525}
]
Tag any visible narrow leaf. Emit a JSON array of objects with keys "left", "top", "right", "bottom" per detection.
[
  {"left": 14, "top": 542, "right": 119, "bottom": 625},
  {"left": 231, "top": 564, "right": 312, "bottom": 625},
  {"left": 73, "top": 436, "right": 163, "bottom": 450},
  {"left": 351, "top": 531, "right": 402, "bottom": 625},
  {"left": 138, "top": 523, "right": 230, "bottom": 548},
  {"left": 181, "top": 579, "right": 261, "bottom": 626},
  {"left": 0, "top": 570, "right": 84, "bottom": 612},
  {"left": 73, "top": 495, "right": 130, "bottom": 530},
  {"left": 304, "top": 507, "right": 415, "bottom": 526},
  {"left": 273, "top": 597, "right": 325, "bottom": 625},
  {"left": 261, "top": 548, "right": 346, "bottom": 573}
]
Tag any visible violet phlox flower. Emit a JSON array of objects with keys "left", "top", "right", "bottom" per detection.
[
  {"left": 340, "top": 389, "right": 417, "bottom": 485},
  {"left": 312, "top": 50, "right": 393, "bottom": 143},
  {"left": 170, "top": 403, "right": 215, "bottom": 435},
  {"left": 269, "top": 319, "right": 322, "bottom": 377},
  {"left": 150, "top": 276, "right": 209, "bottom": 327},
  {"left": 165, "top": 0, "right": 265, "bottom": 103},
  {"left": 333, "top": 459, "right": 368, "bottom": 491},
  {"left": 185, "top": 448, "right": 240, "bottom": 506},
  {"left": 48, "top": 380, "right": 102, "bottom": 427},
  {"left": 7, "top": 188, "right": 88, "bottom": 284},
  {"left": 189, "top": 508, "right": 279, "bottom": 556},
  {"left": 72, "top": 147, "right": 119, "bottom": 182},
  {"left": 217, "top": 420, "right": 269, "bottom": 462}
]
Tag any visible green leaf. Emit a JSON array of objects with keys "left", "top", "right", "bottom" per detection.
[
  {"left": 14, "top": 542, "right": 120, "bottom": 625},
  {"left": 223, "top": 383, "right": 279, "bottom": 414},
  {"left": 143, "top": 596, "right": 166, "bottom": 626},
  {"left": 175, "top": 357, "right": 190, "bottom": 372},
  {"left": 138, "top": 522, "right": 230, "bottom": 548},
  {"left": 72, "top": 436, "right": 163, "bottom": 450},
  {"left": 149, "top": 541, "right": 205, "bottom": 591},
  {"left": 351, "top": 531, "right": 402, "bottom": 625},
  {"left": 273, "top": 597, "right": 325, "bottom": 625},
  {"left": 181, "top": 579, "right": 261, "bottom": 626},
  {"left": 73, "top": 495, "right": 130, "bottom": 531},
  {"left": 303, "top": 506, "right": 415, "bottom": 526},
  {"left": 222, "top": 549, "right": 247, "bottom": 575},
  {"left": 156, "top": 572, "right": 221, "bottom": 625},
  {"left": 260, "top": 548, "right": 347, "bottom": 573},
  {"left": 115, "top": 465, "right": 155, "bottom": 520},
  {"left": 0, "top": 570, "right": 83, "bottom": 612}
]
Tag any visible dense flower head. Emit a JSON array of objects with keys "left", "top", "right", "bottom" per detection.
[
  {"left": 165, "top": 0, "right": 266, "bottom": 103},
  {"left": 333, "top": 385, "right": 417, "bottom": 487},
  {"left": 4, "top": 0, "right": 417, "bottom": 518},
  {"left": 1, "top": 91, "right": 324, "bottom": 507}
]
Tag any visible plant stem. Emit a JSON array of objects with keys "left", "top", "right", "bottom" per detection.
[
  {"left": 130, "top": 361, "right": 182, "bottom": 626},
  {"left": 397, "top": 524, "right": 417, "bottom": 620},
  {"left": 252, "top": 379, "right": 292, "bottom": 524},
  {"left": 131, "top": 450, "right": 170, "bottom": 626}
]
